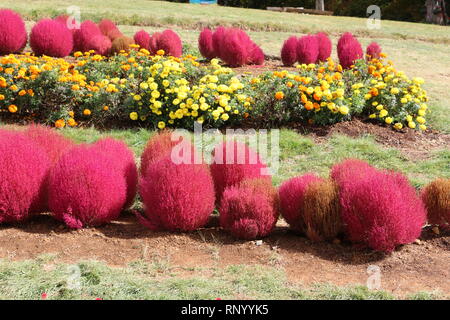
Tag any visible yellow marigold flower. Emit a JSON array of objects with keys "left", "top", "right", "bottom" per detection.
[
  {"left": 156, "top": 49, "right": 165, "bottom": 56},
  {"left": 376, "top": 105, "right": 384, "bottom": 111},
  {"left": 68, "top": 118, "right": 77, "bottom": 127},
  {"left": 408, "top": 121, "right": 416, "bottom": 129},
  {"left": 394, "top": 123, "right": 403, "bottom": 130},
  {"left": 379, "top": 109, "right": 388, "bottom": 117},
  {"left": 74, "top": 51, "right": 83, "bottom": 57},
  {"left": 83, "top": 109, "right": 91, "bottom": 116},
  {"left": 72, "top": 84, "right": 80, "bottom": 91},
  {"left": 275, "top": 91, "right": 284, "bottom": 100},
  {"left": 418, "top": 109, "right": 426, "bottom": 116},
  {"left": 419, "top": 124, "right": 427, "bottom": 131},
  {"left": 129, "top": 112, "right": 138, "bottom": 121},
  {"left": 390, "top": 88, "right": 399, "bottom": 94},
  {"left": 55, "top": 119, "right": 65, "bottom": 128},
  {"left": 416, "top": 116, "right": 426, "bottom": 124},
  {"left": 140, "top": 82, "right": 149, "bottom": 90},
  {"left": 406, "top": 115, "right": 413, "bottom": 122},
  {"left": 8, "top": 104, "right": 18, "bottom": 113},
  {"left": 369, "top": 114, "right": 377, "bottom": 119},
  {"left": 133, "top": 94, "right": 142, "bottom": 101},
  {"left": 339, "top": 105, "right": 349, "bottom": 115},
  {"left": 385, "top": 117, "right": 393, "bottom": 124},
  {"left": 0, "top": 94, "right": 4, "bottom": 100},
  {"left": 221, "top": 113, "right": 229, "bottom": 121},
  {"left": 158, "top": 121, "right": 166, "bottom": 129},
  {"left": 68, "top": 111, "right": 74, "bottom": 117}
]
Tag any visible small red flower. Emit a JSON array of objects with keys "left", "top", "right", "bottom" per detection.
[{"left": 41, "top": 293, "right": 48, "bottom": 300}]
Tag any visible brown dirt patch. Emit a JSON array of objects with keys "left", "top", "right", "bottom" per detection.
[{"left": 1, "top": 212, "right": 448, "bottom": 298}]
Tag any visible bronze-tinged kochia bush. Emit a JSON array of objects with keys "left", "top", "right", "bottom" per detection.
[
  {"left": 303, "top": 179, "right": 342, "bottom": 242},
  {"left": 110, "top": 36, "right": 135, "bottom": 55},
  {"left": 421, "top": 178, "right": 450, "bottom": 229},
  {"left": 278, "top": 173, "right": 322, "bottom": 233},
  {"left": 220, "top": 178, "right": 279, "bottom": 240}
]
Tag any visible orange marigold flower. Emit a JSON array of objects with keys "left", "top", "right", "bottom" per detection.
[
  {"left": 83, "top": 109, "right": 91, "bottom": 116},
  {"left": 103, "top": 106, "right": 109, "bottom": 111},
  {"left": 8, "top": 104, "right": 18, "bottom": 113},
  {"left": 275, "top": 91, "right": 284, "bottom": 100},
  {"left": 305, "top": 101, "right": 314, "bottom": 110},
  {"left": 18, "top": 90, "right": 26, "bottom": 96},
  {"left": 55, "top": 119, "right": 65, "bottom": 128}
]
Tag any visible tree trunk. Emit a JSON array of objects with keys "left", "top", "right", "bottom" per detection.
[{"left": 316, "top": 0, "right": 325, "bottom": 11}]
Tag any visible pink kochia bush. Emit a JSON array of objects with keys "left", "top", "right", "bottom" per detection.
[
  {"left": 366, "top": 42, "right": 382, "bottom": 60},
  {"left": 138, "top": 156, "right": 215, "bottom": 232},
  {"left": 0, "top": 130, "right": 50, "bottom": 223},
  {"left": 48, "top": 145, "right": 126, "bottom": 229},
  {"left": 331, "top": 159, "right": 426, "bottom": 252},
  {"left": 98, "top": 19, "right": 122, "bottom": 41},
  {"left": 95, "top": 138, "right": 138, "bottom": 210},
  {"left": 202, "top": 27, "right": 264, "bottom": 67},
  {"left": 156, "top": 29, "right": 182, "bottom": 57},
  {"left": 281, "top": 36, "right": 298, "bottom": 67},
  {"left": 220, "top": 178, "right": 279, "bottom": 240},
  {"left": 297, "top": 35, "right": 319, "bottom": 65},
  {"left": 30, "top": 19, "right": 73, "bottom": 57},
  {"left": 149, "top": 32, "right": 162, "bottom": 54},
  {"left": 0, "top": 9, "right": 27, "bottom": 55},
  {"left": 210, "top": 140, "right": 269, "bottom": 204},
  {"left": 337, "top": 32, "right": 363, "bottom": 69},
  {"left": 134, "top": 29, "right": 151, "bottom": 50},
  {"left": 316, "top": 32, "right": 332, "bottom": 62},
  {"left": 198, "top": 28, "right": 216, "bottom": 60},
  {"left": 73, "top": 20, "right": 111, "bottom": 55},
  {"left": 24, "top": 124, "right": 75, "bottom": 165},
  {"left": 278, "top": 173, "right": 323, "bottom": 232}
]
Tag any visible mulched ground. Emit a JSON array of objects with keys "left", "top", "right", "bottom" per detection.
[{"left": 0, "top": 213, "right": 448, "bottom": 297}]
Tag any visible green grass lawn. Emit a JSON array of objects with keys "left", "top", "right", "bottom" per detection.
[{"left": 0, "top": 256, "right": 441, "bottom": 300}]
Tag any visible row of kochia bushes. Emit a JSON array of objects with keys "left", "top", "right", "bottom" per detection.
[
  {"left": 1, "top": 8, "right": 378, "bottom": 69},
  {"left": 0, "top": 125, "right": 448, "bottom": 252}
]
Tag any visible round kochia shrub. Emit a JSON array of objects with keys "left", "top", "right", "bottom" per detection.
[
  {"left": 0, "top": 130, "right": 50, "bottom": 223},
  {"left": 98, "top": 19, "right": 122, "bottom": 40},
  {"left": 134, "top": 29, "right": 151, "bottom": 50},
  {"left": 210, "top": 140, "right": 269, "bottom": 204},
  {"left": 30, "top": 19, "right": 73, "bottom": 57},
  {"left": 366, "top": 42, "right": 382, "bottom": 60},
  {"left": 149, "top": 32, "right": 162, "bottom": 54},
  {"left": 111, "top": 36, "right": 135, "bottom": 55},
  {"left": 138, "top": 156, "right": 215, "bottom": 232},
  {"left": 157, "top": 29, "right": 182, "bottom": 57},
  {"left": 95, "top": 138, "right": 138, "bottom": 210},
  {"left": 333, "top": 163, "right": 426, "bottom": 252},
  {"left": 24, "top": 124, "right": 75, "bottom": 165},
  {"left": 220, "top": 178, "right": 279, "bottom": 240},
  {"left": 281, "top": 36, "right": 298, "bottom": 67},
  {"left": 48, "top": 145, "right": 126, "bottom": 229},
  {"left": 278, "top": 173, "right": 322, "bottom": 233},
  {"left": 303, "top": 179, "right": 342, "bottom": 242},
  {"left": 297, "top": 35, "right": 319, "bottom": 65},
  {"left": 421, "top": 178, "right": 450, "bottom": 229},
  {"left": 337, "top": 32, "right": 363, "bottom": 69},
  {"left": 0, "top": 9, "right": 27, "bottom": 55},
  {"left": 212, "top": 26, "right": 226, "bottom": 59},
  {"left": 140, "top": 130, "right": 197, "bottom": 175},
  {"left": 316, "top": 32, "right": 332, "bottom": 62},
  {"left": 198, "top": 28, "right": 216, "bottom": 60},
  {"left": 73, "top": 20, "right": 103, "bottom": 52}
]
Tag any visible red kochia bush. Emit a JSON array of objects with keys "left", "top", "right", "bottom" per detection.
[
  {"left": 24, "top": 124, "right": 75, "bottom": 165},
  {"left": 278, "top": 173, "right": 323, "bottom": 232},
  {"left": 48, "top": 145, "right": 126, "bottom": 229},
  {"left": 220, "top": 29, "right": 248, "bottom": 67},
  {"left": 98, "top": 19, "right": 121, "bottom": 39},
  {"left": 157, "top": 29, "right": 182, "bottom": 57},
  {"left": 212, "top": 26, "right": 226, "bottom": 59},
  {"left": 0, "top": 131, "right": 50, "bottom": 223},
  {"left": 297, "top": 35, "right": 319, "bottom": 65},
  {"left": 316, "top": 32, "right": 332, "bottom": 62},
  {"left": 337, "top": 32, "right": 363, "bottom": 69},
  {"left": 94, "top": 138, "right": 138, "bottom": 210},
  {"left": 134, "top": 29, "right": 151, "bottom": 50},
  {"left": 421, "top": 178, "right": 450, "bottom": 229},
  {"left": 0, "top": 9, "right": 27, "bottom": 55},
  {"left": 220, "top": 178, "right": 279, "bottom": 239},
  {"left": 335, "top": 166, "right": 426, "bottom": 252},
  {"left": 281, "top": 36, "right": 298, "bottom": 66},
  {"left": 248, "top": 42, "right": 265, "bottom": 65},
  {"left": 141, "top": 131, "right": 178, "bottom": 176},
  {"left": 73, "top": 20, "right": 103, "bottom": 52},
  {"left": 138, "top": 156, "right": 215, "bottom": 232},
  {"left": 330, "top": 158, "right": 377, "bottom": 188},
  {"left": 210, "top": 140, "right": 269, "bottom": 204},
  {"left": 149, "top": 32, "right": 162, "bottom": 54},
  {"left": 198, "top": 28, "right": 216, "bottom": 60},
  {"left": 30, "top": 19, "right": 73, "bottom": 57},
  {"left": 366, "top": 42, "right": 382, "bottom": 60}
]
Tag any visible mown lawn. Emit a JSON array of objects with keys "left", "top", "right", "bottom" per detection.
[{"left": 0, "top": 256, "right": 441, "bottom": 300}]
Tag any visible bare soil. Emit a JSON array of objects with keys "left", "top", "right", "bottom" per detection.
[{"left": 1, "top": 212, "right": 448, "bottom": 298}]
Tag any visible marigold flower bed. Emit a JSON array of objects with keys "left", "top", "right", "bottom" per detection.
[{"left": 0, "top": 48, "right": 429, "bottom": 131}]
